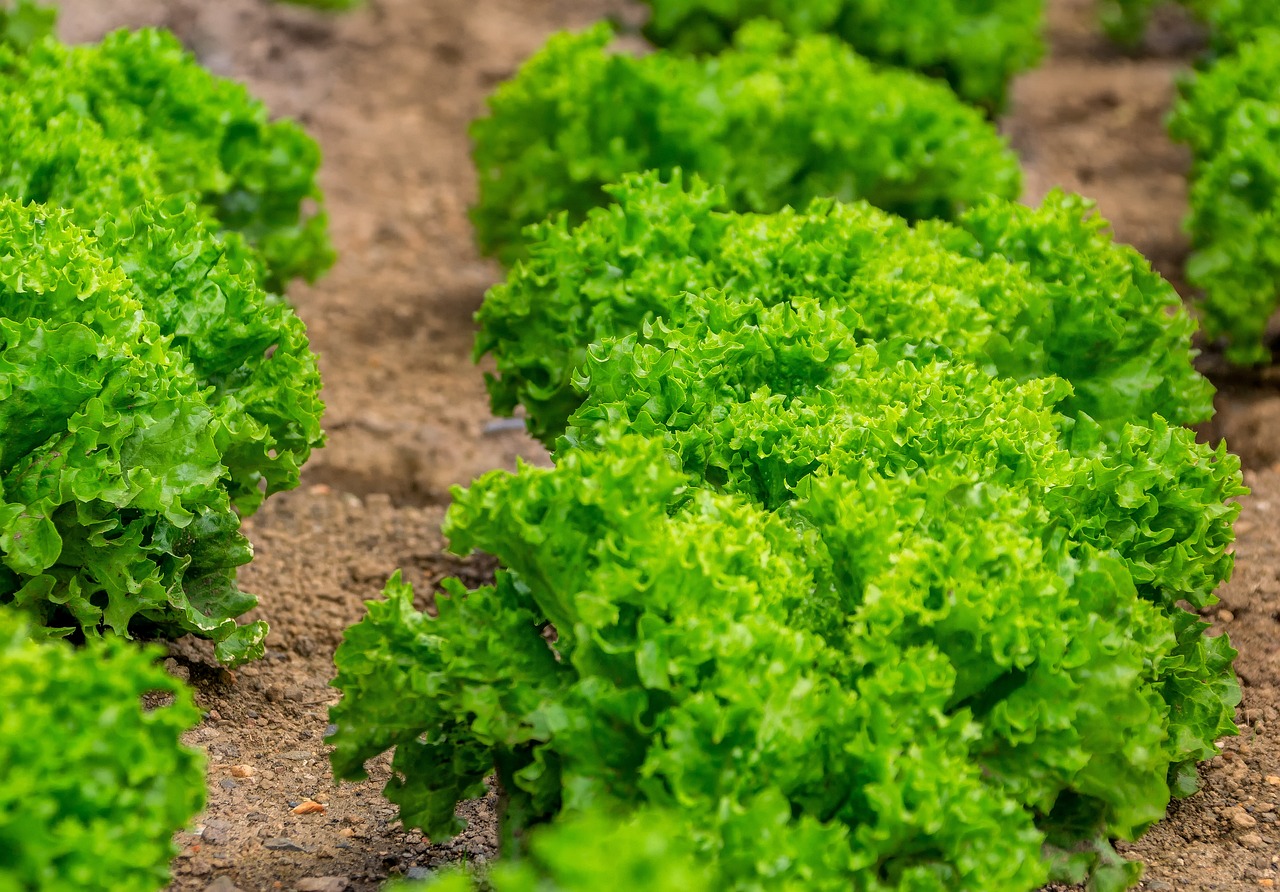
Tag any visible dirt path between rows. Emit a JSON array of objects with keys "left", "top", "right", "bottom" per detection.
[{"left": 52, "top": 0, "right": 1280, "bottom": 888}]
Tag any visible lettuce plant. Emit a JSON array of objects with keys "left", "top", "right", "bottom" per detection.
[
  {"left": 0, "top": 608, "right": 204, "bottom": 891},
  {"left": 1168, "top": 30, "right": 1280, "bottom": 363},
  {"left": 477, "top": 172, "right": 1211, "bottom": 443},
  {"left": 0, "top": 198, "right": 323, "bottom": 665},
  {"left": 0, "top": 25, "right": 333, "bottom": 289},
  {"left": 470, "top": 23, "right": 1020, "bottom": 263},
  {"left": 334, "top": 178, "right": 1242, "bottom": 889},
  {"left": 637, "top": 0, "right": 1044, "bottom": 110}
]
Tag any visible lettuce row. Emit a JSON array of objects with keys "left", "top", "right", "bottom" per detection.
[
  {"left": 477, "top": 173, "right": 1211, "bottom": 444},
  {"left": 0, "top": 14, "right": 329, "bottom": 660},
  {"left": 1168, "top": 29, "right": 1280, "bottom": 364},
  {"left": 0, "top": 25, "right": 333, "bottom": 289},
  {"left": 636, "top": 0, "right": 1044, "bottom": 110},
  {"left": 333, "top": 178, "right": 1243, "bottom": 888},
  {"left": 0, "top": 199, "right": 322, "bottom": 665},
  {"left": 470, "top": 23, "right": 1021, "bottom": 263},
  {"left": 0, "top": 608, "right": 204, "bottom": 892},
  {"left": 1101, "top": 10, "right": 1280, "bottom": 363}
]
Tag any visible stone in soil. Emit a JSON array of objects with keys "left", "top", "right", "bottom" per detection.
[{"left": 296, "top": 879, "right": 351, "bottom": 892}]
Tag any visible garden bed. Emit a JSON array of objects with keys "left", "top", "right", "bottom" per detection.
[{"left": 53, "top": 0, "right": 1280, "bottom": 888}]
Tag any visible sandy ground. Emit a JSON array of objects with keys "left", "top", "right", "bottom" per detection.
[{"left": 47, "top": 0, "right": 1280, "bottom": 888}]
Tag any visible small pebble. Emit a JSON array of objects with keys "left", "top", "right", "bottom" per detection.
[
  {"left": 1233, "top": 810, "right": 1260, "bottom": 829},
  {"left": 262, "top": 837, "right": 307, "bottom": 853},
  {"left": 202, "top": 824, "right": 230, "bottom": 846},
  {"left": 295, "top": 879, "right": 349, "bottom": 892},
  {"left": 1240, "top": 832, "right": 1265, "bottom": 849},
  {"left": 205, "top": 878, "right": 241, "bottom": 892},
  {"left": 164, "top": 658, "right": 191, "bottom": 682},
  {"left": 483, "top": 417, "right": 529, "bottom": 435},
  {"left": 280, "top": 750, "right": 316, "bottom": 762}
]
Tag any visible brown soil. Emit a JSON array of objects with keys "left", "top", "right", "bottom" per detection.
[{"left": 50, "top": 0, "right": 1280, "bottom": 889}]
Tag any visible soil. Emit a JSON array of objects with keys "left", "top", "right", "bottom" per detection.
[{"left": 47, "top": 0, "right": 1280, "bottom": 889}]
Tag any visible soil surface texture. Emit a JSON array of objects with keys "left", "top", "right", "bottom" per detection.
[{"left": 50, "top": 0, "right": 1280, "bottom": 889}]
